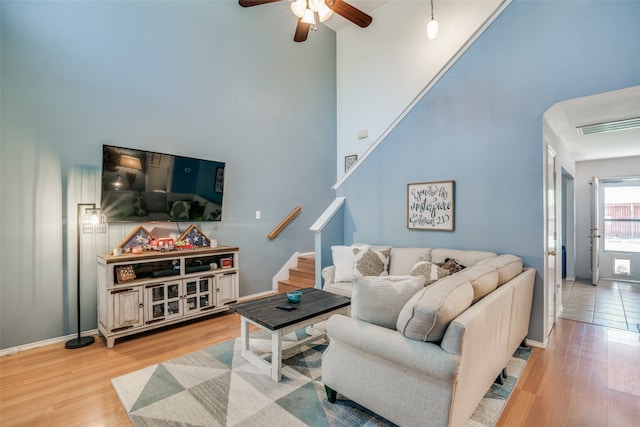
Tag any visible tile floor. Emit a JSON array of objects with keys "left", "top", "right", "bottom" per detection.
[{"left": 560, "top": 278, "right": 640, "bottom": 332}]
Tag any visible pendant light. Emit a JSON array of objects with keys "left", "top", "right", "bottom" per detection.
[{"left": 426, "top": 0, "right": 439, "bottom": 40}]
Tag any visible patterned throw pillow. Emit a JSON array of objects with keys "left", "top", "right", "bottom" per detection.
[
  {"left": 132, "top": 195, "right": 148, "bottom": 216},
  {"left": 409, "top": 259, "right": 450, "bottom": 286},
  {"left": 438, "top": 258, "right": 465, "bottom": 275},
  {"left": 353, "top": 246, "right": 391, "bottom": 277},
  {"left": 170, "top": 200, "right": 191, "bottom": 220}
]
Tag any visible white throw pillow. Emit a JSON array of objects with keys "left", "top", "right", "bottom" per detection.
[
  {"left": 409, "top": 259, "right": 450, "bottom": 286},
  {"left": 353, "top": 246, "right": 391, "bottom": 277},
  {"left": 332, "top": 245, "right": 360, "bottom": 282},
  {"left": 351, "top": 275, "right": 425, "bottom": 329}
]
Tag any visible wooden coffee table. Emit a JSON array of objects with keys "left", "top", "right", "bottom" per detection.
[{"left": 229, "top": 288, "right": 350, "bottom": 382}]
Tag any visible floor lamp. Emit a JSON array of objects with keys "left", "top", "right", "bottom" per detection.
[{"left": 65, "top": 203, "right": 106, "bottom": 349}]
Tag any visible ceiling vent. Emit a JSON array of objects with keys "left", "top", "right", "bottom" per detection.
[{"left": 576, "top": 117, "right": 640, "bottom": 135}]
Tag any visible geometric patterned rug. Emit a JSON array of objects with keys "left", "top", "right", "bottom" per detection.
[{"left": 111, "top": 329, "right": 531, "bottom": 426}]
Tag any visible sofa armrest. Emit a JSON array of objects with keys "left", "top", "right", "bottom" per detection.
[
  {"left": 321, "top": 265, "right": 335, "bottom": 287},
  {"left": 326, "top": 314, "right": 460, "bottom": 382}
]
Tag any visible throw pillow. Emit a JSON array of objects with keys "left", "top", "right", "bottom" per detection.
[
  {"left": 438, "top": 258, "right": 465, "bottom": 275},
  {"left": 409, "top": 259, "right": 450, "bottom": 286},
  {"left": 170, "top": 200, "right": 191, "bottom": 220},
  {"left": 351, "top": 275, "right": 425, "bottom": 330},
  {"left": 331, "top": 245, "right": 360, "bottom": 282},
  {"left": 132, "top": 195, "right": 148, "bottom": 216},
  {"left": 353, "top": 246, "right": 391, "bottom": 277},
  {"left": 396, "top": 274, "right": 474, "bottom": 342}
]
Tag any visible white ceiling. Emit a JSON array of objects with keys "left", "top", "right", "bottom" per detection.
[
  {"left": 323, "top": 0, "right": 388, "bottom": 31},
  {"left": 546, "top": 86, "right": 640, "bottom": 162}
]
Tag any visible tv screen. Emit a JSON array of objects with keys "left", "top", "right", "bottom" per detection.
[{"left": 101, "top": 145, "right": 225, "bottom": 223}]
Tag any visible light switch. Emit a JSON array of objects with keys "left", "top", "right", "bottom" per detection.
[{"left": 256, "top": 210, "right": 261, "bottom": 219}]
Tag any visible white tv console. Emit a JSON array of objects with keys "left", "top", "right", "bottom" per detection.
[{"left": 97, "top": 246, "right": 239, "bottom": 348}]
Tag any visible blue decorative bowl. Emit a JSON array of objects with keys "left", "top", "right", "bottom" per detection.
[{"left": 287, "top": 290, "right": 302, "bottom": 303}]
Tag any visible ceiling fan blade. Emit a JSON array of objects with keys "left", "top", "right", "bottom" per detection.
[
  {"left": 238, "top": 0, "right": 283, "bottom": 7},
  {"left": 294, "top": 19, "right": 311, "bottom": 42},
  {"left": 327, "top": 0, "right": 372, "bottom": 28}
]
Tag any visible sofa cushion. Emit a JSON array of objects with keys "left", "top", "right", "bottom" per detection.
[
  {"left": 396, "top": 274, "right": 474, "bottom": 342},
  {"left": 431, "top": 249, "right": 496, "bottom": 267},
  {"left": 353, "top": 246, "right": 391, "bottom": 277},
  {"left": 477, "top": 254, "right": 523, "bottom": 286},
  {"left": 409, "top": 259, "right": 450, "bottom": 286},
  {"left": 142, "top": 191, "right": 167, "bottom": 213},
  {"left": 389, "top": 247, "right": 432, "bottom": 275},
  {"left": 170, "top": 200, "right": 191, "bottom": 220},
  {"left": 332, "top": 245, "right": 359, "bottom": 282},
  {"left": 456, "top": 264, "right": 499, "bottom": 303},
  {"left": 351, "top": 275, "right": 425, "bottom": 329}
]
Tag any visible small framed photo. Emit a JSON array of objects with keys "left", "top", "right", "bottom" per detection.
[
  {"left": 220, "top": 257, "right": 233, "bottom": 268},
  {"left": 115, "top": 265, "right": 136, "bottom": 283},
  {"left": 407, "top": 180, "right": 455, "bottom": 231},
  {"left": 345, "top": 154, "right": 358, "bottom": 172},
  {"left": 214, "top": 167, "right": 225, "bottom": 193}
]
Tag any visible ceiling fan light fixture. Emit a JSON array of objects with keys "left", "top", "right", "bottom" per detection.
[
  {"left": 301, "top": 8, "right": 316, "bottom": 25},
  {"left": 318, "top": 4, "right": 333, "bottom": 22},
  {"left": 291, "top": 0, "right": 306, "bottom": 18},
  {"left": 308, "top": 0, "right": 324, "bottom": 13}
]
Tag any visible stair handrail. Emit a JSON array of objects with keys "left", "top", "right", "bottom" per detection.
[{"left": 267, "top": 206, "right": 302, "bottom": 239}]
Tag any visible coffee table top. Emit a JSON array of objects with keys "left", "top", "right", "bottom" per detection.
[{"left": 229, "top": 288, "right": 350, "bottom": 331}]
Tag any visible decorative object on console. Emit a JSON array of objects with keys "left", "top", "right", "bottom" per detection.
[
  {"left": 115, "top": 225, "right": 156, "bottom": 254},
  {"left": 407, "top": 180, "right": 455, "bottom": 231},
  {"left": 345, "top": 154, "right": 357, "bottom": 172},
  {"left": 115, "top": 265, "right": 136, "bottom": 283},
  {"left": 178, "top": 224, "right": 211, "bottom": 247},
  {"left": 66, "top": 203, "right": 107, "bottom": 350}
]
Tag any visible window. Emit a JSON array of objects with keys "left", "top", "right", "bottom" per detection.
[{"left": 603, "top": 185, "right": 640, "bottom": 253}]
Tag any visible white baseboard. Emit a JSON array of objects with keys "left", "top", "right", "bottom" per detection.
[
  {"left": 525, "top": 338, "right": 546, "bottom": 349},
  {"left": 0, "top": 329, "right": 99, "bottom": 357}
]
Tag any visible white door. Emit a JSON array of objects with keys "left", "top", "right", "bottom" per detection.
[
  {"left": 545, "top": 146, "right": 558, "bottom": 338},
  {"left": 591, "top": 176, "right": 601, "bottom": 285}
]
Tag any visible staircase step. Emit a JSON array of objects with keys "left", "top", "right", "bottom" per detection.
[
  {"left": 278, "top": 279, "right": 315, "bottom": 293},
  {"left": 288, "top": 267, "right": 316, "bottom": 285},
  {"left": 297, "top": 255, "right": 316, "bottom": 272}
]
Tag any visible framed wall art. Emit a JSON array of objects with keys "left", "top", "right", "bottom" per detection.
[
  {"left": 345, "top": 154, "right": 358, "bottom": 172},
  {"left": 407, "top": 180, "right": 455, "bottom": 231}
]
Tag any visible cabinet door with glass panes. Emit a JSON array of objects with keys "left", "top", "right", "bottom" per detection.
[
  {"left": 145, "top": 280, "right": 183, "bottom": 323},
  {"left": 183, "top": 276, "right": 214, "bottom": 314}
]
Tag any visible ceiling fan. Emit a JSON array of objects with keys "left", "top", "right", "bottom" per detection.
[{"left": 239, "top": 0, "right": 373, "bottom": 42}]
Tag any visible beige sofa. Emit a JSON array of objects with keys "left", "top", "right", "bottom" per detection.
[{"left": 320, "top": 245, "right": 535, "bottom": 427}]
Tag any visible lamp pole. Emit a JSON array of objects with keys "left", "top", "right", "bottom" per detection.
[{"left": 65, "top": 203, "right": 97, "bottom": 349}]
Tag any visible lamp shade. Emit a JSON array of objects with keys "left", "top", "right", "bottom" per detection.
[
  {"left": 291, "top": 0, "right": 306, "bottom": 18},
  {"left": 119, "top": 155, "right": 142, "bottom": 170}
]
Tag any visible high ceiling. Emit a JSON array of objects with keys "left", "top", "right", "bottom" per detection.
[{"left": 546, "top": 87, "right": 640, "bottom": 162}]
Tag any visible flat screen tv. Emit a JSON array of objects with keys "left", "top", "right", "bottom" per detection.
[{"left": 101, "top": 145, "right": 225, "bottom": 223}]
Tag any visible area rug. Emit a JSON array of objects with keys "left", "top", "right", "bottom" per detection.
[{"left": 112, "top": 330, "right": 531, "bottom": 427}]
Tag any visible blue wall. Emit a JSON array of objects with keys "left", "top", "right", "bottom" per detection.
[
  {"left": 0, "top": 1, "right": 336, "bottom": 349},
  {"left": 337, "top": 0, "right": 640, "bottom": 343}
]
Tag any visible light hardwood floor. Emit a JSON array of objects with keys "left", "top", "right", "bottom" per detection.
[{"left": 1, "top": 314, "right": 639, "bottom": 426}]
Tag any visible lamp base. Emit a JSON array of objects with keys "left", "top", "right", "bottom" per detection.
[{"left": 65, "top": 335, "right": 95, "bottom": 349}]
